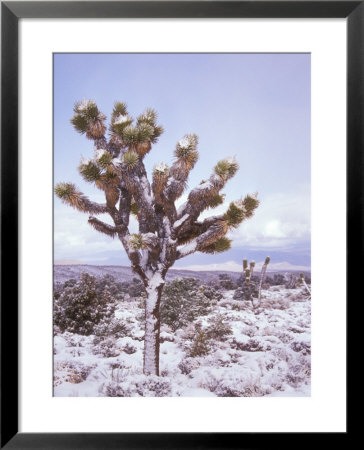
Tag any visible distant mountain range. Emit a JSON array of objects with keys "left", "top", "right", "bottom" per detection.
[
  {"left": 54, "top": 262, "right": 311, "bottom": 284},
  {"left": 175, "top": 260, "right": 310, "bottom": 273}
]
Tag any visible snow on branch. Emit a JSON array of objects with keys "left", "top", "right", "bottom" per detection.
[
  {"left": 177, "top": 157, "right": 238, "bottom": 222},
  {"left": 164, "top": 134, "right": 199, "bottom": 204},
  {"left": 71, "top": 99, "right": 107, "bottom": 147},
  {"left": 176, "top": 221, "right": 228, "bottom": 259}
]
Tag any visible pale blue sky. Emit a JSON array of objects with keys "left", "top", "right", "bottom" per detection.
[{"left": 54, "top": 53, "right": 310, "bottom": 268}]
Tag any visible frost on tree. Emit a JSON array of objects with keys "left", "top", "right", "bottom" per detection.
[{"left": 55, "top": 100, "right": 260, "bottom": 376}]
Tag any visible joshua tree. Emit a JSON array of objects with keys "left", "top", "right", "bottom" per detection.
[
  {"left": 299, "top": 272, "right": 311, "bottom": 297},
  {"left": 242, "top": 256, "right": 270, "bottom": 308},
  {"left": 255, "top": 256, "right": 270, "bottom": 308},
  {"left": 55, "top": 100, "right": 259, "bottom": 375}
]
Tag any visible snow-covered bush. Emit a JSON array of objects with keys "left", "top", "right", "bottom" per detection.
[
  {"left": 178, "top": 357, "right": 200, "bottom": 375},
  {"left": 187, "top": 327, "right": 211, "bottom": 357},
  {"left": 92, "top": 337, "right": 120, "bottom": 358},
  {"left": 217, "top": 274, "right": 238, "bottom": 290},
  {"left": 186, "top": 317, "right": 233, "bottom": 357},
  {"left": 233, "top": 282, "right": 258, "bottom": 300},
  {"left": 261, "top": 295, "right": 291, "bottom": 310},
  {"left": 135, "top": 376, "right": 172, "bottom": 397},
  {"left": 93, "top": 317, "right": 131, "bottom": 338},
  {"left": 102, "top": 381, "right": 135, "bottom": 397},
  {"left": 200, "top": 372, "right": 266, "bottom": 397},
  {"left": 160, "top": 278, "right": 221, "bottom": 331},
  {"left": 205, "top": 315, "right": 233, "bottom": 342},
  {"left": 102, "top": 375, "right": 171, "bottom": 397},
  {"left": 123, "top": 342, "right": 137, "bottom": 354},
  {"left": 54, "top": 361, "right": 95, "bottom": 385},
  {"left": 54, "top": 272, "right": 117, "bottom": 335}
]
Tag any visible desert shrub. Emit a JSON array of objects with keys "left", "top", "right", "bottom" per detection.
[
  {"left": 123, "top": 342, "right": 137, "bottom": 354},
  {"left": 54, "top": 361, "right": 95, "bottom": 385},
  {"left": 290, "top": 340, "right": 311, "bottom": 355},
  {"left": 186, "top": 317, "right": 232, "bottom": 357},
  {"left": 205, "top": 315, "right": 233, "bottom": 342},
  {"left": 201, "top": 373, "right": 266, "bottom": 397},
  {"left": 286, "top": 357, "right": 311, "bottom": 387},
  {"left": 160, "top": 278, "right": 221, "bottom": 331},
  {"left": 231, "top": 337, "right": 269, "bottom": 352},
  {"left": 54, "top": 272, "right": 117, "bottom": 335},
  {"left": 127, "top": 277, "right": 145, "bottom": 298},
  {"left": 96, "top": 274, "right": 125, "bottom": 301},
  {"left": 261, "top": 295, "right": 290, "bottom": 310},
  {"left": 93, "top": 317, "right": 131, "bottom": 338},
  {"left": 135, "top": 376, "right": 172, "bottom": 397},
  {"left": 102, "top": 381, "right": 135, "bottom": 397},
  {"left": 178, "top": 358, "right": 200, "bottom": 375},
  {"left": 188, "top": 328, "right": 211, "bottom": 357},
  {"left": 93, "top": 337, "right": 120, "bottom": 358},
  {"left": 217, "top": 274, "right": 238, "bottom": 290},
  {"left": 233, "top": 281, "right": 258, "bottom": 300},
  {"left": 102, "top": 375, "right": 171, "bottom": 397}
]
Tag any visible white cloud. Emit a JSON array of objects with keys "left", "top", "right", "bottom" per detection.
[
  {"left": 54, "top": 184, "right": 310, "bottom": 261},
  {"left": 227, "top": 185, "right": 310, "bottom": 249},
  {"left": 54, "top": 203, "right": 138, "bottom": 260}
]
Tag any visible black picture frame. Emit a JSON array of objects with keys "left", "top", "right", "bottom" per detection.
[{"left": 1, "top": 1, "right": 356, "bottom": 448}]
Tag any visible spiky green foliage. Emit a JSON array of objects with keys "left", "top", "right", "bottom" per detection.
[
  {"left": 55, "top": 182, "right": 76, "bottom": 200},
  {"left": 265, "top": 256, "right": 271, "bottom": 265},
  {"left": 74, "top": 99, "right": 100, "bottom": 119},
  {"left": 242, "top": 193, "right": 260, "bottom": 218},
  {"left": 126, "top": 232, "right": 158, "bottom": 251},
  {"left": 224, "top": 202, "right": 246, "bottom": 228},
  {"left": 137, "top": 122, "right": 155, "bottom": 142},
  {"left": 208, "top": 193, "right": 225, "bottom": 208},
  {"left": 96, "top": 151, "right": 113, "bottom": 169},
  {"left": 243, "top": 258, "right": 248, "bottom": 270},
  {"left": 137, "top": 108, "right": 157, "bottom": 126},
  {"left": 128, "top": 233, "right": 143, "bottom": 250},
  {"left": 112, "top": 101, "right": 128, "bottom": 119},
  {"left": 79, "top": 160, "right": 101, "bottom": 183},
  {"left": 123, "top": 150, "right": 139, "bottom": 169},
  {"left": 136, "top": 109, "right": 164, "bottom": 144},
  {"left": 214, "top": 158, "right": 239, "bottom": 180},
  {"left": 111, "top": 115, "right": 133, "bottom": 136},
  {"left": 71, "top": 99, "right": 106, "bottom": 139},
  {"left": 201, "top": 237, "right": 232, "bottom": 254},
  {"left": 150, "top": 125, "right": 164, "bottom": 143},
  {"left": 122, "top": 126, "right": 140, "bottom": 145},
  {"left": 174, "top": 134, "right": 199, "bottom": 166},
  {"left": 70, "top": 114, "right": 88, "bottom": 134},
  {"left": 130, "top": 201, "right": 139, "bottom": 216}
]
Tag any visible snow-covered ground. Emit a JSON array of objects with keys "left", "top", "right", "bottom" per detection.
[{"left": 54, "top": 283, "right": 311, "bottom": 397}]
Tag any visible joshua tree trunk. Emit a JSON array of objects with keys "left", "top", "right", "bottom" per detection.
[{"left": 143, "top": 273, "right": 165, "bottom": 376}]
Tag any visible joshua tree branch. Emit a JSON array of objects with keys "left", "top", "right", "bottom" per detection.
[
  {"left": 88, "top": 216, "right": 121, "bottom": 238},
  {"left": 176, "top": 222, "right": 228, "bottom": 259},
  {"left": 55, "top": 183, "right": 108, "bottom": 214}
]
